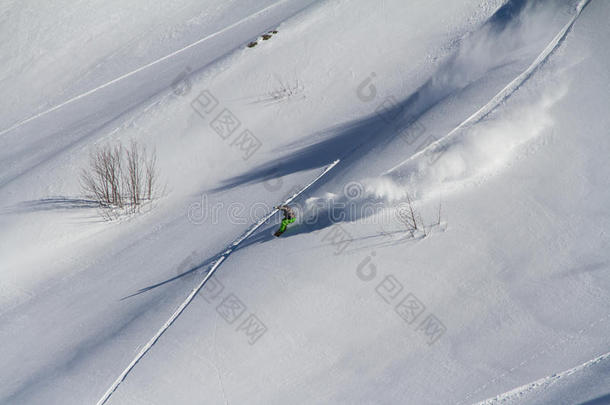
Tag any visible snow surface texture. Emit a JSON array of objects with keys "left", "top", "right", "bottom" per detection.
[{"left": 1, "top": 0, "right": 609, "bottom": 404}]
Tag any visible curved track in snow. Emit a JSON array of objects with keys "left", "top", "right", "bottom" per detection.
[
  {"left": 477, "top": 350, "right": 610, "bottom": 404},
  {"left": 385, "top": 0, "right": 592, "bottom": 176},
  {"left": 96, "top": 160, "right": 339, "bottom": 405}
]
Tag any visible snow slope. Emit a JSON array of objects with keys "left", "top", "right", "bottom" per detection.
[{"left": 1, "top": 0, "right": 609, "bottom": 404}]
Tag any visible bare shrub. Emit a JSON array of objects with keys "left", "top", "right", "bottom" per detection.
[
  {"left": 124, "top": 140, "right": 142, "bottom": 211},
  {"left": 268, "top": 77, "right": 304, "bottom": 102},
  {"left": 80, "top": 140, "right": 159, "bottom": 218},
  {"left": 396, "top": 193, "right": 421, "bottom": 237},
  {"left": 80, "top": 144, "right": 123, "bottom": 208},
  {"left": 107, "top": 144, "right": 123, "bottom": 207},
  {"left": 144, "top": 147, "right": 158, "bottom": 201},
  {"left": 395, "top": 193, "right": 444, "bottom": 238}
]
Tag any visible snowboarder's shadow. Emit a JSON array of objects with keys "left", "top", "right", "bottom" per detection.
[
  {"left": 236, "top": 226, "right": 276, "bottom": 249},
  {"left": 122, "top": 254, "right": 222, "bottom": 299},
  {"left": 125, "top": 206, "right": 358, "bottom": 300},
  {"left": 123, "top": 226, "right": 277, "bottom": 299}
]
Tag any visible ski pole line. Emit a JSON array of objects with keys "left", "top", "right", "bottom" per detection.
[
  {"left": 0, "top": 0, "right": 297, "bottom": 138},
  {"left": 96, "top": 159, "right": 340, "bottom": 405}
]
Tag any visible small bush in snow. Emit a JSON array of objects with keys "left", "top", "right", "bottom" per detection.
[
  {"left": 80, "top": 140, "right": 158, "bottom": 218},
  {"left": 396, "top": 194, "right": 445, "bottom": 238}
]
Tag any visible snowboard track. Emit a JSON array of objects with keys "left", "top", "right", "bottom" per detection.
[
  {"left": 476, "top": 346, "right": 610, "bottom": 404},
  {"left": 95, "top": 160, "right": 339, "bottom": 405},
  {"left": 385, "top": 0, "right": 592, "bottom": 175}
]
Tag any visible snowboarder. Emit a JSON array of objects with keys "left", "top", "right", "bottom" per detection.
[{"left": 274, "top": 205, "right": 295, "bottom": 237}]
